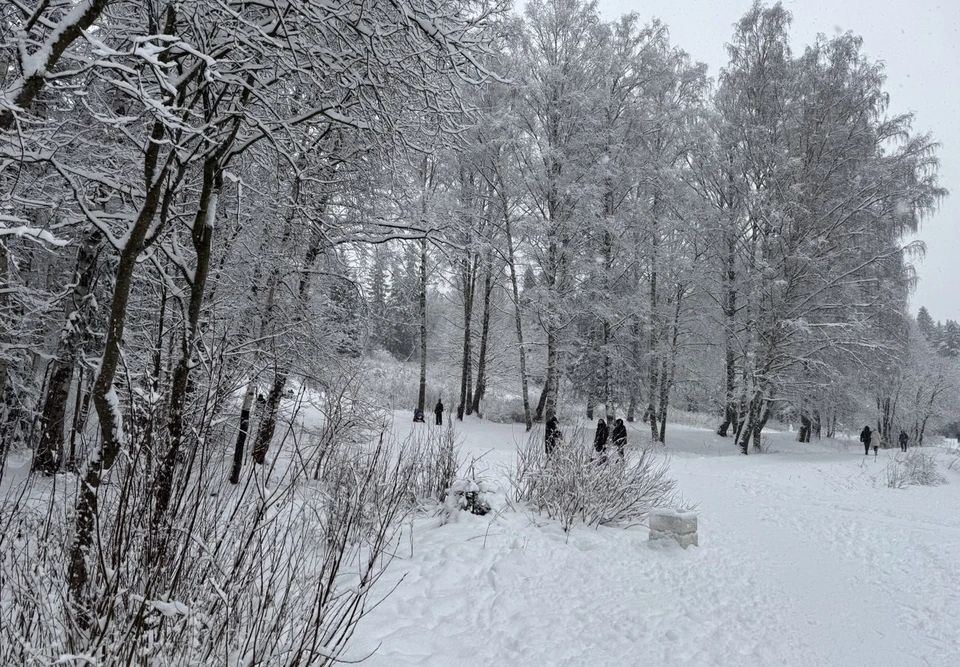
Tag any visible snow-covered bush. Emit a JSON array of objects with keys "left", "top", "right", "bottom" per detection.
[
  {"left": 885, "top": 449, "right": 948, "bottom": 488},
  {"left": 509, "top": 424, "right": 678, "bottom": 532},
  {"left": 442, "top": 476, "right": 493, "bottom": 523}
]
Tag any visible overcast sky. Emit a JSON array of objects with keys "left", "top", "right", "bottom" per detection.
[{"left": 588, "top": 0, "right": 960, "bottom": 323}]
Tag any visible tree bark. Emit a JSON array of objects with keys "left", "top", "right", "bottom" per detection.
[
  {"left": 798, "top": 413, "right": 811, "bottom": 443},
  {"left": 417, "top": 238, "right": 428, "bottom": 414},
  {"left": 0, "top": 0, "right": 111, "bottom": 131},
  {"left": 0, "top": 240, "right": 9, "bottom": 484},
  {"left": 151, "top": 162, "right": 221, "bottom": 537},
  {"left": 457, "top": 256, "right": 475, "bottom": 420},
  {"left": 71, "top": 111, "right": 171, "bottom": 622},
  {"left": 230, "top": 382, "right": 256, "bottom": 483},
  {"left": 253, "top": 374, "right": 284, "bottom": 464},
  {"left": 471, "top": 259, "right": 494, "bottom": 416},
  {"left": 544, "top": 328, "right": 558, "bottom": 421},
  {"left": 504, "top": 214, "right": 532, "bottom": 430},
  {"left": 33, "top": 228, "right": 101, "bottom": 475},
  {"left": 717, "top": 191, "right": 739, "bottom": 437}
]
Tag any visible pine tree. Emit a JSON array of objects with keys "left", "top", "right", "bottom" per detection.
[{"left": 916, "top": 306, "right": 935, "bottom": 342}]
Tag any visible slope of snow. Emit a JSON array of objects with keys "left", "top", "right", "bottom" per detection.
[{"left": 350, "top": 417, "right": 960, "bottom": 666}]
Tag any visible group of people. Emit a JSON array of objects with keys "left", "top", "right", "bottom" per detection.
[
  {"left": 412, "top": 399, "right": 445, "bottom": 424},
  {"left": 593, "top": 417, "right": 628, "bottom": 461},
  {"left": 543, "top": 414, "right": 628, "bottom": 461},
  {"left": 859, "top": 425, "right": 911, "bottom": 456}
]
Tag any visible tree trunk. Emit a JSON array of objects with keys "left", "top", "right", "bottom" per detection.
[
  {"left": 253, "top": 374, "right": 284, "bottom": 464},
  {"left": 754, "top": 403, "right": 771, "bottom": 453},
  {"left": 736, "top": 392, "right": 763, "bottom": 455},
  {"left": 457, "top": 257, "right": 475, "bottom": 421},
  {"left": 647, "top": 217, "right": 660, "bottom": 443},
  {"left": 544, "top": 328, "right": 558, "bottom": 421},
  {"left": 33, "top": 231, "right": 101, "bottom": 474},
  {"left": 535, "top": 378, "right": 549, "bottom": 423},
  {"left": 717, "top": 226, "right": 738, "bottom": 437},
  {"left": 232, "top": 171, "right": 319, "bottom": 479},
  {"left": 71, "top": 113, "right": 171, "bottom": 622},
  {"left": 0, "top": 240, "right": 8, "bottom": 485},
  {"left": 798, "top": 413, "right": 811, "bottom": 443},
  {"left": 504, "top": 215, "right": 532, "bottom": 430},
  {"left": 417, "top": 238, "right": 428, "bottom": 414},
  {"left": 66, "top": 366, "right": 88, "bottom": 471},
  {"left": 603, "top": 318, "right": 614, "bottom": 423},
  {"left": 230, "top": 382, "right": 256, "bottom": 483},
  {"left": 471, "top": 259, "right": 494, "bottom": 416},
  {"left": 152, "top": 163, "right": 221, "bottom": 537}
]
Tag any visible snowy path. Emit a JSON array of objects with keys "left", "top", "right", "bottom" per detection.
[{"left": 352, "top": 420, "right": 960, "bottom": 666}]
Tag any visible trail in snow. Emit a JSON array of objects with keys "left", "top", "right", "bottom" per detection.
[{"left": 351, "top": 418, "right": 960, "bottom": 667}]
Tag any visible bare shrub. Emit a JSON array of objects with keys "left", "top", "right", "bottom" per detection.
[
  {"left": 509, "top": 423, "right": 678, "bottom": 532},
  {"left": 398, "top": 424, "right": 462, "bottom": 505},
  {"left": 0, "top": 415, "right": 422, "bottom": 666},
  {"left": 885, "top": 449, "right": 948, "bottom": 489}
]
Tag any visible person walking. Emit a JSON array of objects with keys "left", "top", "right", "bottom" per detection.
[
  {"left": 545, "top": 414, "right": 560, "bottom": 455},
  {"left": 434, "top": 399, "right": 444, "bottom": 426},
  {"left": 898, "top": 429, "right": 909, "bottom": 452},
  {"left": 611, "top": 418, "right": 627, "bottom": 460},
  {"left": 859, "top": 425, "right": 872, "bottom": 456},
  {"left": 594, "top": 418, "right": 609, "bottom": 457}
]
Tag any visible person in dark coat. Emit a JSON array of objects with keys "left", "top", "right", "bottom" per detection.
[
  {"left": 594, "top": 418, "right": 609, "bottom": 455},
  {"left": 545, "top": 415, "right": 560, "bottom": 455},
  {"left": 611, "top": 418, "right": 627, "bottom": 460},
  {"left": 859, "top": 425, "right": 872, "bottom": 456},
  {"left": 898, "top": 429, "right": 908, "bottom": 452},
  {"left": 413, "top": 408, "right": 425, "bottom": 423},
  {"left": 434, "top": 399, "right": 444, "bottom": 426}
]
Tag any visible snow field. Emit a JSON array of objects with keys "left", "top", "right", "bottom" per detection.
[{"left": 349, "top": 417, "right": 960, "bottom": 666}]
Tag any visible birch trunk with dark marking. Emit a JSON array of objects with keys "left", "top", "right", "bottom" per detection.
[
  {"left": 647, "top": 234, "right": 660, "bottom": 442},
  {"left": 417, "top": 238, "right": 428, "bottom": 414},
  {"left": 471, "top": 258, "right": 494, "bottom": 416},
  {"left": 457, "top": 256, "right": 475, "bottom": 421},
  {"left": 717, "top": 228, "right": 739, "bottom": 437},
  {"left": 67, "top": 367, "right": 89, "bottom": 471},
  {"left": 504, "top": 214, "right": 532, "bottom": 430}
]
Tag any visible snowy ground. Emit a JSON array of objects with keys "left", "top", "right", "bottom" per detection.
[{"left": 349, "top": 417, "right": 960, "bottom": 667}]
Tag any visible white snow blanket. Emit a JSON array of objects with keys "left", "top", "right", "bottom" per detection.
[{"left": 349, "top": 417, "right": 960, "bottom": 667}]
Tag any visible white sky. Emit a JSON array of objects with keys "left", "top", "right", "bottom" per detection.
[{"left": 589, "top": 0, "right": 960, "bottom": 323}]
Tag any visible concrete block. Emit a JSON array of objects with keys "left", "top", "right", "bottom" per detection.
[
  {"left": 649, "top": 509, "right": 698, "bottom": 548},
  {"left": 649, "top": 509, "right": 698, "bottom": 535}
]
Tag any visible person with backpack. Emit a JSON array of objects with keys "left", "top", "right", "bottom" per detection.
[
  {"left": 611, "top": 418, "right": 627, "bottom": 460},
  {"left": 899, "top": 429, "right": 909, "bottom": 452},
  {"left": 859, "top": 425, "right": 873, "bottom": 456}
]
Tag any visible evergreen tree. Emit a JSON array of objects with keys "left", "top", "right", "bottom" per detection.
[{"left": 916, "top": 306, "right": 935, "bottom": 342}]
